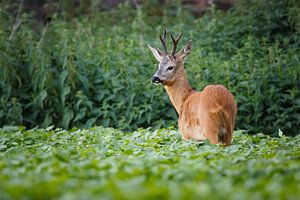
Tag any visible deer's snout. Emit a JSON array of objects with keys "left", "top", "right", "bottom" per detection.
[{"left": 152, "top": 76, "right": 163, "bottom": 84}]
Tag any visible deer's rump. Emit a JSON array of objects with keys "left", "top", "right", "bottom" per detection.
[{"left": 179, "top": 85, "right": 237, "bottom": 145}]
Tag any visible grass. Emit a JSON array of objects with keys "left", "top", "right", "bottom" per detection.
[{"left": 0, "top": 126, "right": 299, "bottom": 200}]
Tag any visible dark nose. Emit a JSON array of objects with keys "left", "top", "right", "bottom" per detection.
[{"left": 152, "top": 76, "right": 162, "bottom": 83}]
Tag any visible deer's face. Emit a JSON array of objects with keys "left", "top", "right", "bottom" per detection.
[
  {"left": 148, "top": 31, "right": 192, "bottom": 86},
  {"left": 152, "top": 56, "right": 178, "bottom": 85}
]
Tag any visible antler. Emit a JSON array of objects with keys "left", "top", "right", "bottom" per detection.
[
  {"left": 170, "top": 33, "right": 182, "bottom": 56},
  {"left": 159, "top": 29, "right": 168, "bottom": 54}
]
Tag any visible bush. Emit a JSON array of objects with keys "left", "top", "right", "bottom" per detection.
[
  {"left": 186, "top": 0, "right": 300, "bottom": 136},
  {"left": 0, "top": 2, "right": 179, "bottom": 131},
  {"left": 0, "top": 0, "right": 299, "bottom": 135}
]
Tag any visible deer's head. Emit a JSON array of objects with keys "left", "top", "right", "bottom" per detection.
[{"left": 148, "top": 30, "right": 192, "bottom": 86}]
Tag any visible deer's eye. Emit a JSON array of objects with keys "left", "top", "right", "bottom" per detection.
[{"left": 167, "top": 66, "right": 174, "bottom": 71}]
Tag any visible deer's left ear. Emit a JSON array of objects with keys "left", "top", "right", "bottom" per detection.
[
  {"left": 148, "top": 45, "right": 164, "bottom": 62},
  {"left": 176, "top": 40, "right": 192, "bottom": 60}
]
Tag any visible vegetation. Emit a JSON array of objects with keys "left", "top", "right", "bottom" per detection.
[
  {"left": 0, "top": 126, "right": 299, "bottom": 199},
  {"left": 0, "top": 1, "right": 299, "bottom": 199},
  {"left": 0, "top": 0, "right": 299, "bottom": 135}
]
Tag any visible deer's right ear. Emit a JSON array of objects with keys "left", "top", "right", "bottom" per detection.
[
  {"left": 148, "top": 45, "right": 164, "bottom": 62},
  {"left": 176, "top": 40, "right": 192, "bottom": 60}
]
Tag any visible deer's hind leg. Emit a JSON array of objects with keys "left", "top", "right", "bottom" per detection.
[
  {"left": 204, "top": 124, "right": 233, "bottom": 146},
  {"left": 202, "top": 114, "right": 229, "bottom": 145},
  {"left": 202, "top": 123, "right": 219, "bottom": 145}
]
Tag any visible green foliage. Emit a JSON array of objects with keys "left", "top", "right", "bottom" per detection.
[
  {"left": 0, "top": 0, "right": 299, "bottom": 135},
  {"left": 186, "top": 1, "right": 300, "bottom": 135},
  {"left": 0, "top": 2, "right": 177, "bottom": 131},
  {"left": 0, "top": 126, "right": 299, "bottom": 199}
]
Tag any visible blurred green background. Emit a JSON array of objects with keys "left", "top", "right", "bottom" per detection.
[{"left": 0, "top": 0, "right": 299, "bottom": 135}]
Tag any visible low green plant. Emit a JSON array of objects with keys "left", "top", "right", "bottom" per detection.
[{"left": 0, "top": 126, "right": 299, "bottom": 199}]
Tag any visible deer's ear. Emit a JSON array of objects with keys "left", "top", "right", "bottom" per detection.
[
  {"left": 148, "top": 45, "right": 164, "bottom": 62},
  {"left": 176, "top": 40, "right": 192, "bottom": 60}
]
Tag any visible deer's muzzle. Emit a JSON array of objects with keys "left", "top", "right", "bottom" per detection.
[{"left": 152, "top": 76, "right": 163, "bottom": 84}]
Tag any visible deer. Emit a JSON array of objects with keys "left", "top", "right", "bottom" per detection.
[{"left": 148, "top": 30, "right": 237, "bottom": 146}]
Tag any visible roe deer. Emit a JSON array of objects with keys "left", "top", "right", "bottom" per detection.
[{"left": 148, "top": 30, "right": 237, "bottom": 146}]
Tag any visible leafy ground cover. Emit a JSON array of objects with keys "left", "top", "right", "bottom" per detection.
[{"left": 0, "top": 126, "right": 299, "bottom": 200}]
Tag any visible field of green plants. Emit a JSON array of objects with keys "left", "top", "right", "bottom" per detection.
[
  {"left": 1, "top": 126, "right": 300, "bottom": 199},
  {"left": 0, "top": 0, "right": 300, "bottom": 199}
]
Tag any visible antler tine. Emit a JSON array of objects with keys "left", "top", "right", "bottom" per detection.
[
  {"left": 171, "top": 33, "right": 182, "bottom": 56},
  {"left": 159, "top": 29, "right": 168, "bottom": 54}
]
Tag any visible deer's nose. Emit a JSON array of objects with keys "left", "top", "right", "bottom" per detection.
[{"left": 152, "top": 76, "right": 162, "bottom": 83}]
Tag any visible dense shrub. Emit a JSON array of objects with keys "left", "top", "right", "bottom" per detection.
[
  {"left": 0, "top": 0, "right": 299, "bottom": 135},
  {"left": 187, "top": 0, "right": 300, "bottom": 136}
]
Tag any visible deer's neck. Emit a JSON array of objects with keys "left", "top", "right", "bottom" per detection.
[{"left": 165, "top": 67, "right": 193, "bottom": 114}]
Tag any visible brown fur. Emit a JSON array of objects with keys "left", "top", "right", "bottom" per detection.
[{"left": 165, "top": 64, "right": 237, "bottom": 146}]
